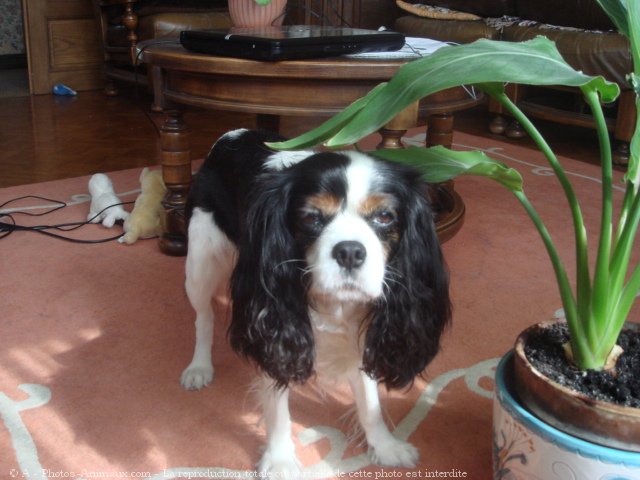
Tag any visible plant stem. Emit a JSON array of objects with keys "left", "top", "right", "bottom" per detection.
[
  {"left": 583, "top": 89, "right": 614, "bottom": 359},
  {"left": 611, "top": 263, "right": 640, "bottom": 338},
  {"left": 605, "top": 189, "right": 640, "bottom": 351},
  {"left": 512, "top": 190, "right": 590, "bottom": 363},
  {"left": 614, "top": 183, "right": 636, "bottom": 247},
  {"left": 493, "top": 91, "right": 592, "bottom": 350}
]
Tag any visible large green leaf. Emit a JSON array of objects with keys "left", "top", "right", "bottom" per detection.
[
  {"left": 595, "top": 0, "right": 629, "bottom": 37},
  {"left": 622, "top": 0, "right": 639, "bottom": 188},
  {"left": 371, "top": 146, "right": 523, "bottom": 191},
  {"left": 625, "top": 94, "right": 640, "bottom": 188},
  {"left": 629, "top": 0, "right": 640, "bottom": 78},
  {"left": 321, "top": 37, "right": 619, "bottom": 148},
  {"left": 266, "top": 83, "right": 387, "bottom": 151}
]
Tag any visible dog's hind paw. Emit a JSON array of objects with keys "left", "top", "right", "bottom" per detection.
[
  {"left": 257, "top": 451, "right": 301, "bottom": 480},
  {"left": 369, "top": 438, "right": 418, "bottom": 468},
  {"left": 180, "top": 363, "right": 214, "bottom": 390}
]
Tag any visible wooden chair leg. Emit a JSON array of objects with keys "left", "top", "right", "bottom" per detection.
[
  {"left": 122, "top": 0, "right": 139, "bottom": 66},
  {"left": 505, "top": 120, "right": 526, "bottom": 139},
  {"left": 104, "top": 79, "right": 118, "bottom": 97},
  {"left": 489, "top": 114, "right": 507, "bottom": 135},
  {"left": 488, "top": 83, "right": 524, "bottom": 137},
  {"left": 613, "top": 142, "right": 630, "bottom": 167},
  {"left": 150, "top": 66, "right": 164, "bottom": 113},
  {"left": 613, "top": 90, "right": 635, "bottom": 166}
]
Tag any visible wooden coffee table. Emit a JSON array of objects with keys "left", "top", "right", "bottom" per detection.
[{"left": 139, "top": 41, "right": 481, "bottom": 255}]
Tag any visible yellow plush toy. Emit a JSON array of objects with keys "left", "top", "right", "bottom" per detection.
[{"left": 119, "top": 168, "right": 166, "bottom": 245}]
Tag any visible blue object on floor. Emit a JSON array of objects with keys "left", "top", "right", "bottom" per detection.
[{"left": 52, "top": 84, "right": 77, "bottom": 96}]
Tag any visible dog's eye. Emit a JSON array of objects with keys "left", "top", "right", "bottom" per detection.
[
  {"left": 298, "top": 210, "right": 325, "bottom": 230},
  {"left": 371, "top": 210, "right": 396, "bottom": 227}
]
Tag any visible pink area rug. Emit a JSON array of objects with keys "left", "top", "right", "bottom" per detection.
[{"left": 1, "top": 130, "right": 635, "bottom": 480}]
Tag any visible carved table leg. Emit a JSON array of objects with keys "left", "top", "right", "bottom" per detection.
[
  {"left": 426, "top": 111, "right": 465, "bottom": 243},
  {"left": 159, "top": 109, "right": 191, "bottom": 256},
  {"left": 377, "top": 102, "right": 418, "bottom": 149},
  {"left": 426, "top": 112, "right": 453, "bottom": 148}
]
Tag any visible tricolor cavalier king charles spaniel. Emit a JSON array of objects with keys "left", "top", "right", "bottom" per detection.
[{"left": 181, "top": 129, "right": 451, "bottom": 475}]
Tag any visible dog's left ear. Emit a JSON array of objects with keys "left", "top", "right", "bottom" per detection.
[
  {"left": 228, "top": 171, "right": 315, "bottom": 389},
  {"left": 363, "top": 183, "right": 451, "bottom": 390}
]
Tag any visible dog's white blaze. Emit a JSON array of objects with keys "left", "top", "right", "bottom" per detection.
[
  {"left": 307, "top": 152, "right": 386, "bottom": 301},
  {"left": 316, "top": 214, "right": 386, "bottom": 299},
  {"left": 344, "top": 152, "right": 379, "bottom": 207},
  {"left": 264, "top": 150, "right": 316, "bottom": 171}
]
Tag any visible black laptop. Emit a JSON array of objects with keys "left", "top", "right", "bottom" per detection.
[{"left": 179, "top": 25, "right": 405, "bottom": 61}]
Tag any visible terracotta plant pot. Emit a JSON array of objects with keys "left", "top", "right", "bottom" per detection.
[
  {"left": 513, "top": 321, "right": 640, "bottom": 451},
  {"left": 228, "top": 0, "right": 287, "bottom": 27}
]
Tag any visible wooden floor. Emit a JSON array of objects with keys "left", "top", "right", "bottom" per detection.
[{"left": 0, "top": 86, "right": 604, "bottom": 189}]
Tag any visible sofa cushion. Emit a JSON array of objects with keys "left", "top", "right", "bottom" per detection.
[
  {"left": 395, "top": 1, "right": 480, "bottom": 20},
  {"left": 514, "top": 0, "right": 614, "bottom": 31},
  {"left": 395, "top": 15, "right": 500, "bottom": 42},
  {"left": 400, "top": 0, "right": 516, "bottom": 17},
  {"left": 502, "top": 25, "right": 631, "bottom": 87}
]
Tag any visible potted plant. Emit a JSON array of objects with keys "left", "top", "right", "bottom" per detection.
[
  {"left": 228, "top": 0, "right": 286, "bottom": 27},
  {"left": 267, "top": 0, "right": 640, "bottom": 476}
]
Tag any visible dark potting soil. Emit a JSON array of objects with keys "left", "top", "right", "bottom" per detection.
[{"left": 524, "top": 323, "right": 640, "bottom": 408}]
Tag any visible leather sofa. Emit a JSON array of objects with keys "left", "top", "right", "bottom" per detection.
[
  {"left": 92, "top": 0, "right": 232, "bottom": 97},
  {"left": 389, "top": 0, "right": 634, "bottom": 164}
]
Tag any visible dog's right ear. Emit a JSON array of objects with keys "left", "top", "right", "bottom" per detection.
[{"left": 229, "top": 171, "right": 315, "bottom": 388}]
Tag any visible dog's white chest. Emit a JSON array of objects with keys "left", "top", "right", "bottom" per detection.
[{"left": 310, "top": 302, "right": 367, "bottom": 382}]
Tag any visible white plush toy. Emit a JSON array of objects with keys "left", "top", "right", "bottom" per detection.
[
  {"left": 119, "top": 168, "right": 166, "bottom": 245},
  {"left": 87, "top": 173, "right": 129, "bottom": 228}
]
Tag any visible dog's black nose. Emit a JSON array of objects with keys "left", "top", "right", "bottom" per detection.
[{"left": 332, "top": 241, "right": 366, "bottom": 271}]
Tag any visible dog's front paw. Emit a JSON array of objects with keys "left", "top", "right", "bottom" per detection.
[
  {"left": 257, "top": 450, "right": 301, "bottom": 480},
  {"left": 369, "top": 438, "right": 418, "bottom": 468},
  {"left": 180, "top": 363, "right": 214, "bottom": 390}
]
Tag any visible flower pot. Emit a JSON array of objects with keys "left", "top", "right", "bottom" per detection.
[
  {"left": 228, "top": 0, "right": 287, "bottom": 27},
  {"left": 513, "top": 321, "right": 640, "bottom": 451},
  {"left": 493, "top": 352, "right": 640, "bottom": 479}
]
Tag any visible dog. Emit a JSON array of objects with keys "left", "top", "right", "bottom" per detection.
[{"left": 180, "top": 129, "right": 451, "bottom": 476}]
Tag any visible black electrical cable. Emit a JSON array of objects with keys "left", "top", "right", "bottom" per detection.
[
  {"left": 0, "top": 195, "right": 67, "bottom": 216},
  {"left": 0, "top": 197, "right": 135, "bottom": 243}
]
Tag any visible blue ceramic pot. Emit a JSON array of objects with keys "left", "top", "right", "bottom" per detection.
[{"left": 493, "top": 351, "right": 640, "bottom": 479}]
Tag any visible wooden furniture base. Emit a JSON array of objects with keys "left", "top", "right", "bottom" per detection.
[
  {"left": 140, "top": 42, "right": 482, "bottom": 255},
  {"left": 488, "top": 83, "right": 635, "bottom": 166}
]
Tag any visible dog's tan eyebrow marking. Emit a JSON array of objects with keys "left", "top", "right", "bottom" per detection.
[
  {"left": 304, "top": 193, "right": 342, "bottom": 216},
  {"left": 358, "top": 194, "right": 396, "bottom": 217}
]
